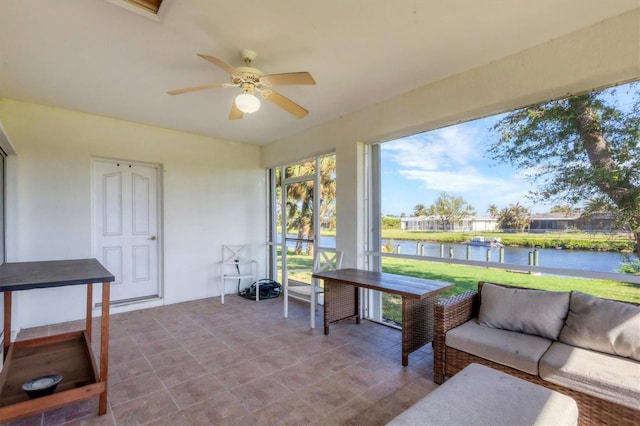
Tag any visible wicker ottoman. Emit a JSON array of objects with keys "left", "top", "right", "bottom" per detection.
[{"left": 386, "top": 363, "right": 578, "bottom": 426}]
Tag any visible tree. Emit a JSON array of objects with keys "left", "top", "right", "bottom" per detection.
[
  {"left": 489, "top": 84, "right": 640, "bottom": 258},
  {"left": 413, "top": 204, "right": 427, "bottom": 216},
  {"left": 497, "top": 202, "right": 532, "bottom": 232},
  {"left": 283, "top": 156, "right": 336, "bottom": 255},
  {"left": 284, "top": 164, "right": 313, "bottom": 255},
  {"left": 318, "top": 156, "right": 337, "bottom": 233},
  {"left": 381, "top": 216, "right": 401, "bottom": 230},
  {"left": 549, "top": 205, "right": 581, "bottom": 215},
  {"left": 487, "top": 204, "right": 499, "bottom": 217},
  {"left": 427, "top": 192, "right": 476, "bottom": 231}
]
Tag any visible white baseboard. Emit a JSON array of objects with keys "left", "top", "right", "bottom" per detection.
[{"left": 93, "top": 297, "right": 164, "bottom": 316}]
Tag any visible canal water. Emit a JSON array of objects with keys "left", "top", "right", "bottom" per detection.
[
  {"left": 299, "top": 236, "right": 629, "bottom": 273},
  {"left": 383, "top": 240, "right": 626, "bottom": 273}
]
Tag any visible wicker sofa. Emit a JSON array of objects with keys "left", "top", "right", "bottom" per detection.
[{"left": 433, "top": 281, "right": 640, "bottom": 426}]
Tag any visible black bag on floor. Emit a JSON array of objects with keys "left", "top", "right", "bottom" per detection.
[{"left": 239, "top": 279, "right": 282, "bottom": 300}]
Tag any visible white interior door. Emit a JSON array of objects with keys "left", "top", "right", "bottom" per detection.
[{"left": 92, "top": 159, "right": 160, "bottom": 305}]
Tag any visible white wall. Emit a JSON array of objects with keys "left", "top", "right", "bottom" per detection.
[
  {"left": 0, "top": 99, "right": 266, "bottom": 329},
  {"left": 261, "top": 9, "right": 640, "bottom": 269}
]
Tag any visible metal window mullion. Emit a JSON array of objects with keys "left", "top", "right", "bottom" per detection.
[
  {"left": 267, "top": 168, "right": 277, "bottom": 280},
  {"left": 368, "top": 144, "right": 382, "bottom": 273},
  {"left": 365, "top": 144, "right": 383, "bottom": 321},
  {"left": 282, "top": 174, "right": 315, "bottom": 185},
  {"left": 281, "top": 165, "right": 289, "bottom": 318},
  {"left": 314, "top": 156, "right": 320, "bottom": 251}
]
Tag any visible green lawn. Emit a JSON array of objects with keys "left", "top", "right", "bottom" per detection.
[
  {"left": 278, "top": 249, "right": 640, "bottom": 324},
  {"left": 381, "top": 258, "right": 639, "bottom": 301},
  {"left": 381, "top": 257, "right": 640, "bottom": 323}
]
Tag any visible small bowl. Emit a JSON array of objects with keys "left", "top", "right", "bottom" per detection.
[{"left": 22, "top": 374, "right": 63, "bottom": 399}]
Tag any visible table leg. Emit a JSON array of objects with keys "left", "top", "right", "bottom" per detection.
[
  {"left": 355, "top": 287, "right": 361, "bottom": 324},
  {"left": 86, "top": 283, "right": 93, "bottom": 341},
  {"left": 323, "top": 281, "right": 331, "bottom": 335},
  {"left": 98, "top": 282, "right": 110, "bottom": 415},
  {"left": 3, "top": 291, "right": 11, "bottom": 359},
  {"left": 324, "top": 280, "right": 359, "bottom": 334},
  {"left": 401, "top": 296, "right": 435, "bottom": 367}
]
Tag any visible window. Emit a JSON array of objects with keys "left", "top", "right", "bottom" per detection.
[
  {"left": 368, "top": 82, "right": 640, "bottom": 325},
  {"left": 268, "top": 154, "right": 337, "bottom": 286}
]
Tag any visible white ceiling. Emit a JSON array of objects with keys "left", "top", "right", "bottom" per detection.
[{"left": 1, "top": 0, "right": 637, "bottom": 145}]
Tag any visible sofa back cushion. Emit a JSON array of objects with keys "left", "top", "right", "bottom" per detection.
[
  {"left": 478, "top": 283, "right": 570, "bottom": 340},
  {"left": 559, "top": 291, "right": 640, "bottom": 361}
]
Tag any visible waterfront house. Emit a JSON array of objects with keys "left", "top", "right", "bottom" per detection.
[
  {"left": 0, "top": 1, "right": 638, "bottom": 424},
  {"left": 521, "top": 212, "right": 622, "bottom": 233},
  {"left": 529, "top": 212, "right": 582, "bottom": 232},
  {"left": 401, "top": 215, "right": 498, "bottom": 232},
  {"left": 403, "top": 212, "right": 627, "bottom": 234}
]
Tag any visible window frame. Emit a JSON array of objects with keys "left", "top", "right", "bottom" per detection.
[{"left": 367, "top": 142, "right": 640, "bottom": 284}]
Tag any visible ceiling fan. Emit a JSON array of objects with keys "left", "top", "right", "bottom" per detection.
[{"left": 168, "top": 49, "right": 316, "bottom": 120}]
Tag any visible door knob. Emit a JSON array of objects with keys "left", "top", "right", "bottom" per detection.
[{"left": 148, "top": 235, "right": 157, "bottom": 241}]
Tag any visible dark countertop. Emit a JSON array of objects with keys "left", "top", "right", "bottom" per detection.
[{"left": 0, "top": 259, "right": 115, "bottom": 292}]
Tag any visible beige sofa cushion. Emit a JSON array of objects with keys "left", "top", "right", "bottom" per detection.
[
  {"left": 540, "top": 341, "right": 640, "bottom": 411},
  {"left": 559, "top": 291, "right": 640, "bottom": 361},
  {"left": 446, "top": 319, "right": 553, "bottom": 375},
  {"left": 478, "top": 283, "right": 570, "bottom": 339},
  {"left": 386, "top": 363, "right": 578, "bottom": 426}
]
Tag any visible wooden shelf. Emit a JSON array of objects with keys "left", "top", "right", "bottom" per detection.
[
  {"left": 0, "top": 332, "right": 99, "bottom": 408},
  {"left": 0, "top": 259, "right": 113, "bottom": 423}
]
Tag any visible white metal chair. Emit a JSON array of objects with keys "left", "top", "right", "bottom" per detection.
[
  {"left": 219, "top": 244, "right": 257, "bottom": 304},
  {"left": 287, "top": 248, "right": 343, "bottom": 328}
]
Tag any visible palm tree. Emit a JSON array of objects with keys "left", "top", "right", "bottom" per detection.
[
  {"left": 284, "top": 156, "right": 336, "bottom": 255},
  {"left": 285, "top": 162, "right": 314, "bottom": 254},
  {"left": 414, "top": 204, "right": 427, "bottom": 216},
  {"left": 318, "top": 155, "right": 337, "bottom": 232},
  {"left": 497, "top": 202, "right": 532, "bottom": 232}
]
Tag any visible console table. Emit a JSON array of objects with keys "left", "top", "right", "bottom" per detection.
[
  {"left": 0, "top": 259, "right": 114, "bottom": 423},
  {"left": 312, "top": 268, "right": 453, "bottom": 366}
]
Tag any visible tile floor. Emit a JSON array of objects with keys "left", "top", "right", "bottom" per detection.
[{"left": 5, "top": 295, "right": 439, "bottom": 426}]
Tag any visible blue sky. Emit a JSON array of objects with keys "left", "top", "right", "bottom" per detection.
[
  {"left": 381, "top": 114, "right": 544, "bottom": 217},
  {"left": 380, "top": 83, "right": 637, "bottom": 217}
]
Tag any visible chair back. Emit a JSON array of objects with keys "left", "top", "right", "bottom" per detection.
[
  {"left": 313, "top": 248, "right": 343, "bottom": 273},
  {"left": 222, "top": 244, "right": 252, "bottom": 264}
]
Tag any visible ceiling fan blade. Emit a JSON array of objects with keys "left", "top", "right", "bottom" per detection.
[
  {"left": 229, "top": 101, "right": 243, "bottom": 120},
  {"left": 197, "top": 54, "right": 240, "bottom": 75},
  {"left": 167, "top": 83, "right": 224, "bottom": 95},
  {"left": 261, "top": 72, "right": 316, "bottom": 86},
  {"left": 263, "top": 90, "right": 309, "bottom": 118}
]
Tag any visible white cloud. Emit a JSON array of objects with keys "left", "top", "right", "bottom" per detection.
[
  {"left": 400, "top": 168, "right": 504, "bottom": 192},
  {"left": 383, "top": 124, "right": 506, "bottom": 192},
  {"left": 383, "top": 125, "right": 483, "bottom": 172},
  {"left": 381, "top": 122, "right": 547, "bottom": 212}
]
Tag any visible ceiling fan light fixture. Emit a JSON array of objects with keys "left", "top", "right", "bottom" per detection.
[
  {"left": 235, "top": 92, "right": 260, "bottom": 114},
  {"left": 168, "top": 50, "right": 315, "bottom": 119}
]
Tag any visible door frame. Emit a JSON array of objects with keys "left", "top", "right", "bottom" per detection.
[
  {"left": 90, "top": 157, "right": 164, "bottom": 307},
  {"left": 273, "top": 158, "right": 322, "bottom": 319}
]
